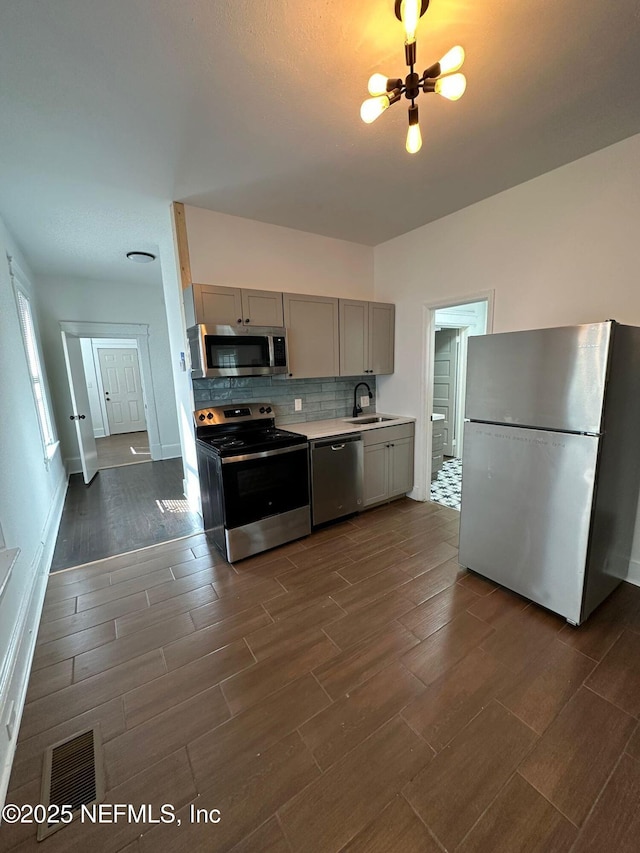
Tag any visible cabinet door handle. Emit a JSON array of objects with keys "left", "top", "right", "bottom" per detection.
[
  {"left": 390, "top": 443, "right": 395, "bottom": 447},
  {"left": 331, "top": 444, "right": 346, "bottom": 451},
  {"left": 237, "top": 318, "right": 242, "bottom": 324},
  {"left": 245, "top": 318, "right": 250, "bottom": 323}
]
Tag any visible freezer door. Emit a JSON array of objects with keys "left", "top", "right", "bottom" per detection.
[
  {"left": 465, "top": 323, "right": 611, "bottom": 433},
  {"left": 458, "top": 422, "right": 599, "bottom": 624}
]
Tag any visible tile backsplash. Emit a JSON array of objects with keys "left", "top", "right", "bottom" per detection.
[{"left": 192, "top": 375, "right": 377, "bottom": 424}]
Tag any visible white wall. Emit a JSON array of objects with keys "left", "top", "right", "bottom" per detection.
[
  {"left": 374, "top": 132, "right": 640, "bottom": 580},
  {"left": 0, "top": 216, "right": 67, "bottom": 803},
  {"left": 185, "top": 206, "right": 375, "bottom": 300},
  {"left": 36, "top": 275, "right": 181, "bottom": 469}
]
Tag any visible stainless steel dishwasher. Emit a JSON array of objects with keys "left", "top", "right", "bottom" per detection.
[{"left": 310, "top": 433, "right": 363, "bottom": 526}]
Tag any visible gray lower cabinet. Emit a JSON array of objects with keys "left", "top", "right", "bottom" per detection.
[
  {"left": 363, "top": 423, "right": 415, "bottom": 507},
  {"left": 432, "top": 421, "right": 444, "bottom": 480}
]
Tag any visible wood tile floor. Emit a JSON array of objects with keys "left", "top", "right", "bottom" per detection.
[
  {"left": 4, "top": 498, "right": 640, "bottom": 852},
  {"left": 96, "top": 432, "right": 151, "bottom": 470}
]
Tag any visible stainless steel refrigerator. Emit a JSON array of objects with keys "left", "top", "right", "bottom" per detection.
[{"left": 458, "top": 321, "right": 640, "bottom": 625}]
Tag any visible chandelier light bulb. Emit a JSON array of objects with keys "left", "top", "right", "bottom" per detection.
[
  {"left": 360, "top": 94, "right": 391, "bottom": 123},
  {"left": 400, "top": 0, "right": 421, "bottom": 43},
  {"left": 439, "top": 45, "right": 465, "bottom": 74},
  {"left": 435, "top": 73, "right": 467, "bottom": 101},
  {"left": 406, "top": 122, "right": 422, "bottom": 154},
  {"left": 368, "top": 73, "right": 390, "bottom": 96}
]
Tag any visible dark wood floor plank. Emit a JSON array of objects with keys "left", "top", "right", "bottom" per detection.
[
  {"left": 73, "top": 613, "right": 195, "bottom": 681},
  {"left": 230, "top": 815, "right": 293, "bottom": 853},
  {"left": 337, "top": 547, "right": 409, "bottom": 586},
  {"left": 457, "top": 570, "right": 498, "bottom": 597},
  {"left": 76, "top": 568, "right": 174, "bottom": 612},
  {"left": 519, "top": 687, "right": 636, "bottom": 826},
  {"left": 458, "top": 773, "right": 577, "bottom": 852},
  {"left": 169, "top": 552, "right": 235, "bottom": 580},
  {"left": 124, "top": 639, "right": 254, "bottom": 728},
  {"left": 221, "top": 632, "right": 338, "bottom": 715},
  {"left": 245, "top": 598, "right": 343, "bottom": 660},
  {"left": 299, "top": 662, "right": 425, "bottom": 770},
  {"left": 341, "top": 795, "right": 441, "bottom": 853},
  {"left": 278, "top": 717, "right": 433, "bottom": 853},
  {"left": 398, "top": 533, "right": 458, "bottom": 561},
  {"left": 499, "top": 639, "right": 596, "bottom": 733},
  {"left": 480, "top": 605, "right": 565, "bottom": 673},
  {"left": 37, "top": 592, "right": 149, "bottom": 644},
  {"left": 163, "top": 607, "right": 272, "bottom": 671},
  {"left": 314, "top": 622, "right": 420, "bottom": 700},
  {"left": 115, "top": 584, "right": 217, "bottom": 638},
  {"left": 188, "top": 675, "right": 330, "bottom": 785},
  {"left": 402, "top": 611, "right": 494, "bottom": 686},
  {"left": 402, "top": 647, "right": 513, "bottom": 751},
  {"left": 108, "top": 547, "right": 195, "bottom": 585},
  {"left": 44, "top": 572, "right": 112, "bottom": 604},
  {"left": 398, "top": 558, "right": 463, "bottom": 605},
  {"left": 330, "top": 565, "right": 410, "bottom": 612},
  {"left": 105, "top": 685, "right": 230, "bottom": 788},
  {"left": 322, "top": 591, "right": 414, "bottom": 651},
  {"left": 32, "top": 621, "right": 116, "bottom": 671},
  {"left": 145, "top": 565, "right": 225, "bottom": 605},
  {"left": 24, "top": 658, "right": 73, "bottom": 703},
  {"left": 557, "top": 582, "right": 640, "bottom": 661},
  {"left": 585, "top": 629, "right": 640, "bottom": 716},
  {"left": 571, "top": 754, "right": 640, "bottom": 852},
  {"left": 140, "top": 733, "right": 319, "bottom": 853},
  {"left": 404, "top": 701, "right": 537, "bottom": 850},
  {"left": 399, "top": 582, "right": 478, "bottom": 640},
  {"left": 626, "top": 725, "right": 640, "bottom": 761},
  {"left": 19, "top": 650, "right": 166, "bottom": 740},
  {"left": 467, "top": 586, "right": 530, "bottom": 626},
  {"left": 39, "top": 597, "right": 76, "bottom": 623},
  {"left": 263, "top": 571, "right": 349, "bottom": 621}
]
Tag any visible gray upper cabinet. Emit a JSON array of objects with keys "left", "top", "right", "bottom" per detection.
[
  {"left": 339, "top": 299, "right": 395, "bottom": 376},
  {"left": 184, "top": 284, "right": 284, "bottom": 328},
  {"left": 283, "top": 293, "right": 340, "bottom": 378}
]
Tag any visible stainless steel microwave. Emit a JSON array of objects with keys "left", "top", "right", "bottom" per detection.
[{"left": 187, "top": 324, "right": 288, "bottom": 378}]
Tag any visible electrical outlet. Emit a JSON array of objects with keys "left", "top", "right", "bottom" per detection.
[
  {"left": 360, "top": 395, "right": 371, "bottom": 408},
  {"left": 294, "top": 398, "right": 303, "bottom": 412}
]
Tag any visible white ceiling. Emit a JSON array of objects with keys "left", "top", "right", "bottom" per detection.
[{"left": 1, "top": 0, "right": 640, "bottom": 283}]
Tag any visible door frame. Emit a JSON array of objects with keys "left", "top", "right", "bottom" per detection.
[
  {"left": 93, "top": 340, "right": 147, "bottom": 438},
  {"left": 421, "top": 292, "right": 494, "bottom": 497},
  {"left": 59, "top": 321, "right": 162, "bottom": 461}
]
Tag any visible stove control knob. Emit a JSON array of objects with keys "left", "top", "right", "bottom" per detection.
[
  {"left": 198, "top": 414, "right": 205, "bottom": 421},
  {"left": 259, "top": 407, "right": 266, "bottom": 414},
  {"left": 207, "top": 412, "right": 214, "bottom": 419},
  {"left": 266, "top": 406, "right": 272, "bottom": 413}
]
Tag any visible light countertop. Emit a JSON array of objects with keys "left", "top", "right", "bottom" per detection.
[{"left": 284, "top": 414, "right": 415, "bottom": 440}]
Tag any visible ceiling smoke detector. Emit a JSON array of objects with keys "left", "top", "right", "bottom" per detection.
[{"left": 126, "top": 251, "right": 156, "bottom": 263}]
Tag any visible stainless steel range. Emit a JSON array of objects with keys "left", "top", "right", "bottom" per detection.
[{"left": 194, "top": 403, "right": 310, "bottom": 562}]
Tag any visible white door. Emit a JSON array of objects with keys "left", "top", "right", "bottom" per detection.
[
  {"left": 98, "top": 348, "right": 146, "bottom": 435},
  {"left": 61, "top": 331, "right": 99, "bottom": 484},
  {"left": 433, "top": 328, "right": 459, "bottom": 457}
]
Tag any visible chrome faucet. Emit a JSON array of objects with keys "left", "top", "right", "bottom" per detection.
[{"left": 352, "top": 381, "right": 373, "bottom": 418}]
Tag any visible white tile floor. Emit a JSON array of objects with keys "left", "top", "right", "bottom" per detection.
[{"left": 430, "top": 456, "right": 462, "bottom": 510}]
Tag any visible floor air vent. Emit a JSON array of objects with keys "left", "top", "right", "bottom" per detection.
[{"left": 38, "top": 726, "right": 105, "bottom": 841}]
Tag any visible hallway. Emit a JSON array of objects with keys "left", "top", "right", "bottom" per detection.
[{"left": 50, "top": 459, "right": 203, "bottom": 572}]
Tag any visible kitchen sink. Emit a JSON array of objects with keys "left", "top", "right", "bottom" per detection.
[{"left": 344, "top": 416, "right": 395, "bottom": 424}]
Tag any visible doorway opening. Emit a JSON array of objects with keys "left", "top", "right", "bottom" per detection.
[
  {"left": 82, "top": 338, "right": 151, "bottom": 470},
  {"left": 424, "top": 294, "right": 493, "bottom": 510}
]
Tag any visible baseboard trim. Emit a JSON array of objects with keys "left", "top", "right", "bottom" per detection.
[
  {"left": 161, "top": 443, "right": 181, "bottom": 460},
  {"left": 627, "top": 557, "right": 640, "bottom": 588},
  {"left": 0, "top": 472, "right": 67, "bottom": 807}
]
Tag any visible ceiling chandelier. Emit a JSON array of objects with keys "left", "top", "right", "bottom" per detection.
[{"left": 360, "top": 0, "right": 466, "bottom": 154}]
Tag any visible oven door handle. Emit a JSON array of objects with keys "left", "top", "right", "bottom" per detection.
[
  {"left": 220, "top": 444, "right": 308, "bottom": 464},
  {"left": 330, "top": 444, "right": 346, "bottom": 451}
]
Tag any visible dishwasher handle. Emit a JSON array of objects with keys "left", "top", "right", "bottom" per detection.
[{"left": 312, "top": 434, "right": 362, "bottom": 451}]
